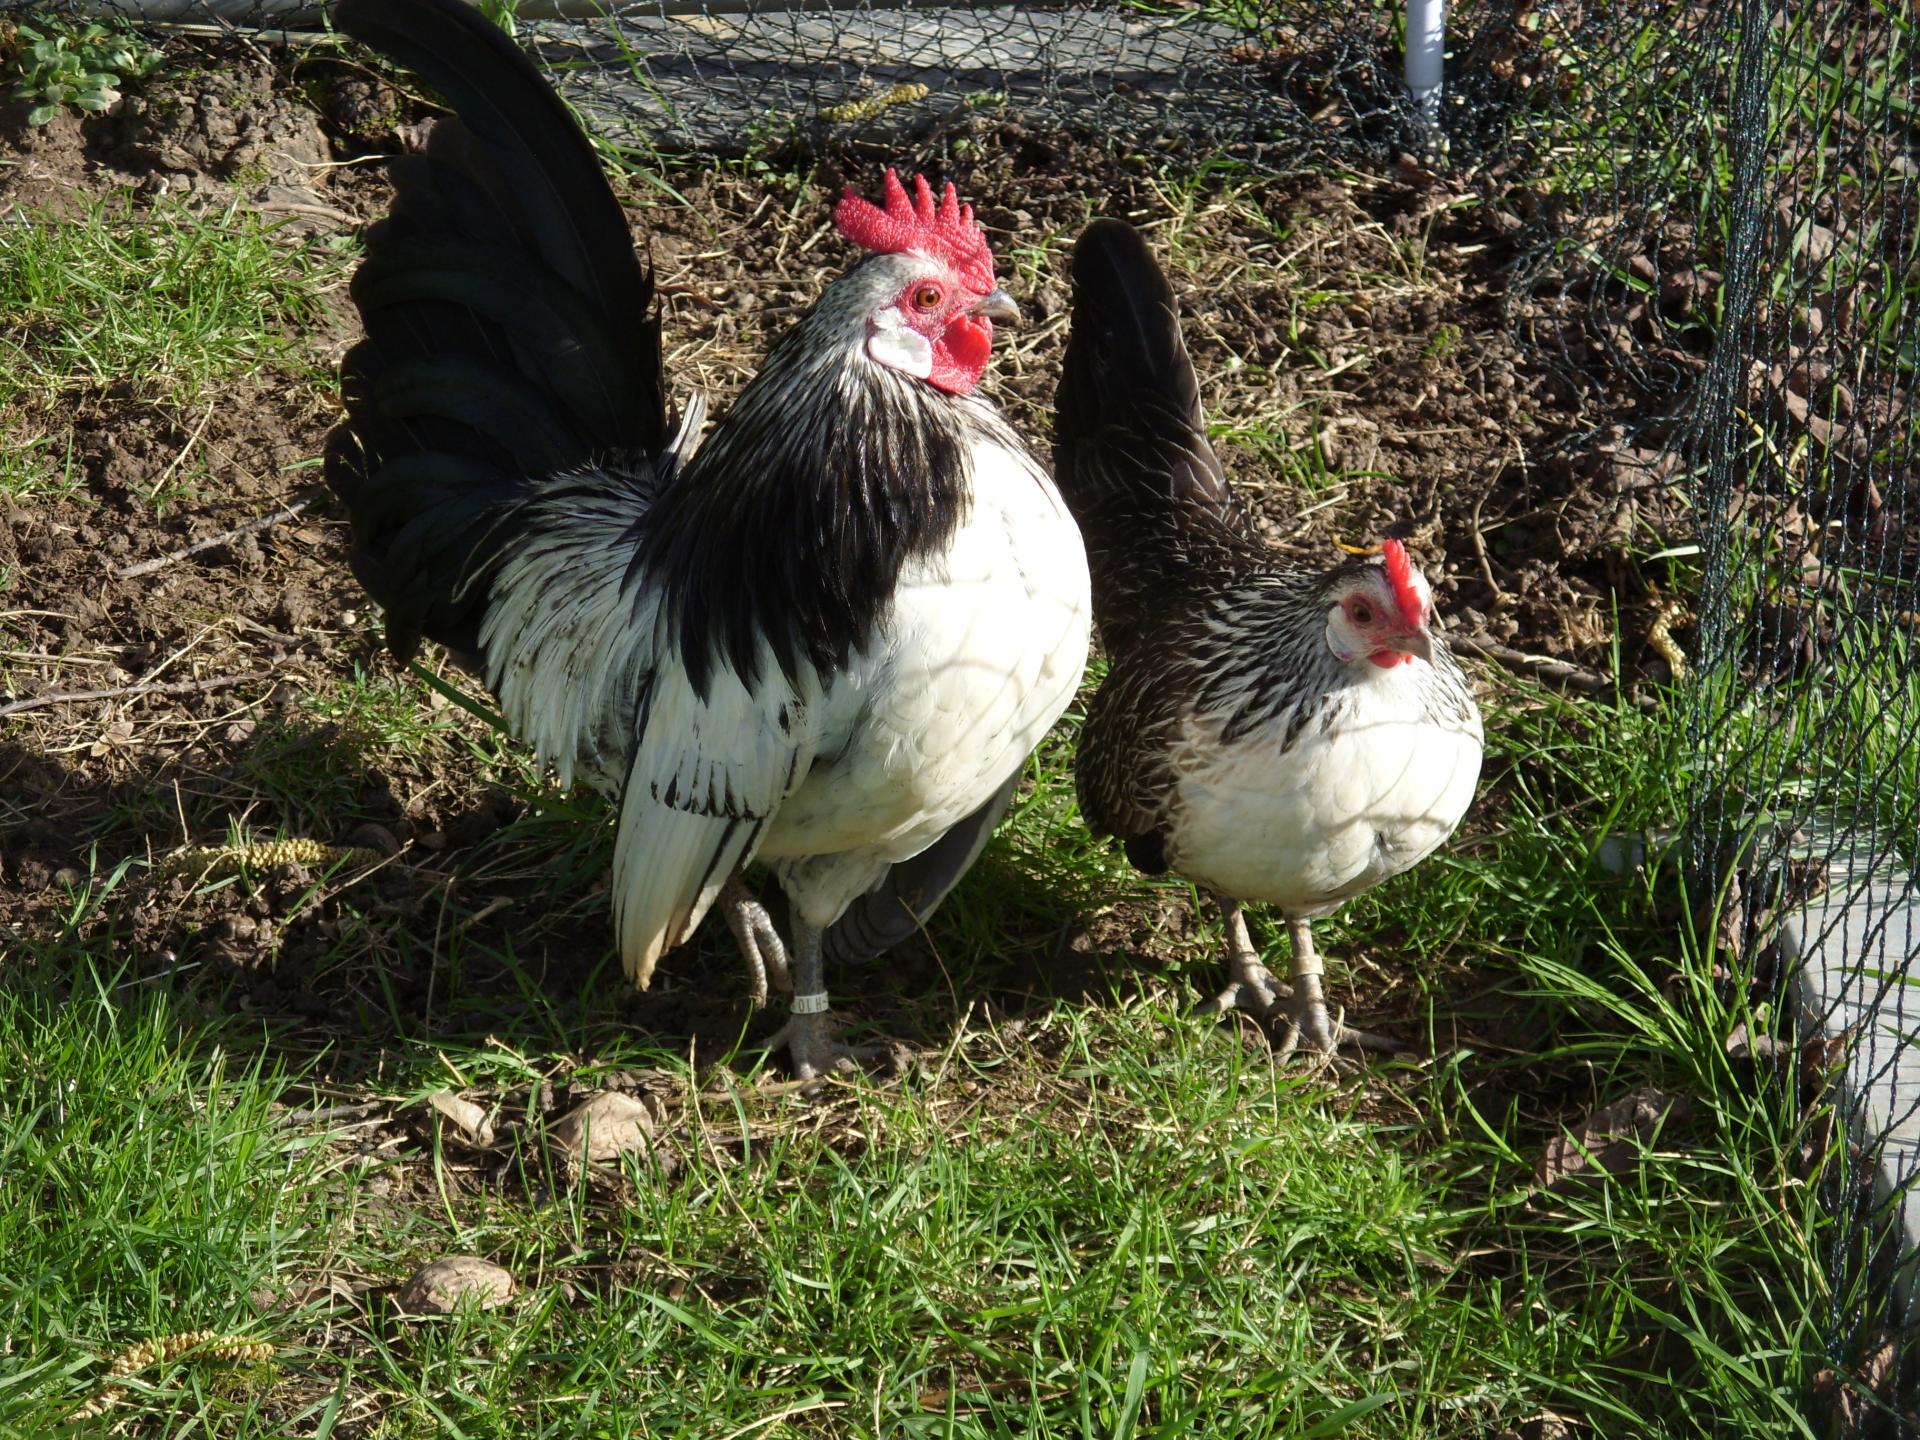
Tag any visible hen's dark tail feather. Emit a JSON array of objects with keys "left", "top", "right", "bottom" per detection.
[
  {"left": 1054, "top": 219, "right": 1249, "bottom": 644},
  {"left": 326, "top": 0, "right": 664, "bottom": 660}
]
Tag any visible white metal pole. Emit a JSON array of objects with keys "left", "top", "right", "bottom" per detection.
[{"left": 1404, "top": 0, "right": 1446, "bottom": 120}]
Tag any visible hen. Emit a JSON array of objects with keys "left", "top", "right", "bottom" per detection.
[
  {"left": 326, "top": 0, "right": 1090, "bottom": 1077},
  {"left": 1054, "top": 219, "right": 1481, "bottom": 1057}
]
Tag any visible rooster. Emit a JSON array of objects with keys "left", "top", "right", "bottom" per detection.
[
  {"left": 325, "top": 0, "right": 1091, "bottom": 1078},
  {"left": 1054, "top": 219, "right": 1481, "bottom": 1057}
]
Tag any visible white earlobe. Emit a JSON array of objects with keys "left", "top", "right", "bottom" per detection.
[
  {"left": 867, "top": 307, "right": 934, "bottom": 379},
  {"left": 1324, "top": 612, "right": 1355, "bottom": 664}
]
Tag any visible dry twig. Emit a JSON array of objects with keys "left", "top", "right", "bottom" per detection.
[
  {"left": 0, "top": 672, "right": 274, "bottom": 721},
  {"left": 115, "top": 490, "right": 322, "bottom": 580},
  {"left": 1449, "top": 633, "right": 1659, "bottom": 712}
]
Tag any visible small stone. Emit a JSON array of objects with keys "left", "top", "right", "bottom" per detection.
[
  {"left": 394, "top": 1256, "right": 515, "bottom": 1314},
  {"left": 549, "top": 1091, "right": 655, "bottom": 1164},
  {"left": 346, "top": 822, "right": 401, "bottom": 857}
]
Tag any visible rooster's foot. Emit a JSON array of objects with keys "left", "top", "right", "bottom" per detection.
[
  {"left": 720, "top": 876, "right": 792, "bottom": 1008},
  {"left": 765, "top": 1009, "right": 900, "bottom": 1083}
]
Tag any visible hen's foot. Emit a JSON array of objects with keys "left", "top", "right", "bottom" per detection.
[
  {"left": 1272, "top": 980, "right": 1405, "bottom": 1062},
  {"left": 1205, "top": 897, "right": 1288, "bottom": 1019},
  {"left": 764, "top": 1009, "right": 900, "bottom": 1083},
  {"left": 1205, "top": 960, "right": 1287, "bottom": 1018}
]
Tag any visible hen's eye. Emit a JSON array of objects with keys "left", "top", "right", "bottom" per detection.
[
  {"left": 913, "top": 284, "right": 943, "bottom": 310},
  {"left": 1350, "top": 601, "right": 1373, "bottom": 625}
]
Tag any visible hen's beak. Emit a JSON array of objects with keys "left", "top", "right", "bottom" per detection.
[
  {"left": 970, "top": 288, "right": 1020, "bottom": 324},
  {"left": 1384, "top": 627, "right": 1434, "bottom": 665}
]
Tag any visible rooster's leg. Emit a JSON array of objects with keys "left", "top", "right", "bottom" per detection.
[
  {"left": 762, "top": 919, "right": 893, "bottom": 1082},
  {"left": 1274, "top": 916, "right": 1405, "bottom": 1059},
  {"left": 1204, "top": 896, "right": 1286, "bottom": 1017},
  {"left": 719, "top": 874, "right": 792, "bottom": 1008}
]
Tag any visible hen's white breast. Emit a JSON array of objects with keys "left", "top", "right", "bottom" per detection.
[{"left": 1167, "top": 664, "right": 1482, "bottom": 913}]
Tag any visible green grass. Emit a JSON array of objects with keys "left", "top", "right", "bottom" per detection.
[
  {"left": 0, "top": 198, "right": 340, "bottom": 405},
  {"left": 0, "top": 662, "right": 1851, "bottom": 1438},
  {"left": 0, "top": 197, "right": 350, "bottom": 502},
  {"left": 2, "top": 15, "right": 1893, "bottom": 1432},
  {"left": 0, "top": 952, "right": 323, "bottom": 1434}
]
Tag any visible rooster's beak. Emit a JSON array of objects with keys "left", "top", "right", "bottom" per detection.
[
  {"left": 1385, "top": 628, "right": 1434, "bottom": 665},
  {"left": 970, "top": 288, "right": 1020, "bottom": 324}
]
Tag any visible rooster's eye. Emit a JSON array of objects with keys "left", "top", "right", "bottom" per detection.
[
  {"left": 913, "top": 284, "right": 943, "bottom": 311},
  {"left": 1350, "top": 601, "right": 1373, "bottom": 625}
]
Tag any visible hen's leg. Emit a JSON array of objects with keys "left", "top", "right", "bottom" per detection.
[
  {"left": 1203, "top": 895, "right": 1285, "bottom": 1017},
  {"left": 1273, "top": 916, "right": 1405, "bottom": 1059},
  {"left": 762, "top": 919, "right": 893, "bottom": 1082},
  {"left": 719, "top": 873, "right": 791, "bottom": 1009}
]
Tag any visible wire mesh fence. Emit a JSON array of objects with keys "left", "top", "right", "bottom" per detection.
[
  {"left": 10, "top": 0, "right": 1919, "bottom": 1423},
  {"left": 1498, "top": 0, "right": 1920, "bottom": 1403}
]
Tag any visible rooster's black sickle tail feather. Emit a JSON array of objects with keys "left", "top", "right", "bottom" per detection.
[
  {"left": 326, "top": 0, "right": 665, "bottom": 659},
  {"left": 1054, "top": 219, "right": 1250, "bottom": 646}
]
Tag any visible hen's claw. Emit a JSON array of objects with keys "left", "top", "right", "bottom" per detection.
[
  {"left": 1267, "top": 914, "right": 1407, "bottom": 1063},
  {"left": 1272, "top": 981, "right": 1406, "bottom": 1062},
  {"left": 1206, "top": 964, "right": 1286, "bottom": 1018},
  {"left": 1273, "top": 997, "right": 1343, "bottom": 1061},
  {"left": 1206, "top": 895, "right": 1288, "bottom": 1018}
]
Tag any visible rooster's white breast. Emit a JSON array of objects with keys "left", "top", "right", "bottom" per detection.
[{"left": 758, "top": 434, "right": 1092, "bottom": 925}]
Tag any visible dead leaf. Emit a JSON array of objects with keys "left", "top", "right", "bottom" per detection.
[
  {"left": 90, "top": 718, "right": 135, "bottom": 757},
  {"left": 1724, "top": 1022, "right": 1789, "bottom": 1062},
  {"left": 1535, "top": 1086, "right": 1681, "bottom": 1189},
  {"left": 1800, "top": 1030, "right": 1853, "bottom": 1093},
  {"left": 549, "top": 1091, "right": 655, "bottom": 1165},
  {"left": 1857, "top": 1330, "right": 1900, "bottom": 1392},
  {"left": 394, "top": 1256, "right": 515, "bottom": 1315},
  {"left": 1659, "top": 268, "right": 1719, "bottom": 316},
  {"left": 425, "top": 1090, "right": 495, "bottom": 1148}
]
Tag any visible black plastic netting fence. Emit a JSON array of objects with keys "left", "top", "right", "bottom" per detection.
[{"left": 16, "top": 0, "right": 1919, "bottom": 1422}]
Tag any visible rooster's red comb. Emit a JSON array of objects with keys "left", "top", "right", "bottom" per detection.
[
  {"left": 834, "top": 169, "right": 996, "bottom": 293},
  {"left": 1380, "top": 539, "right": 1427, "bottom": 626}
]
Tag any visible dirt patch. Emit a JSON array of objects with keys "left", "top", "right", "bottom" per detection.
[{"left": 0, "top": 34, "right": 351, "bottom": 226}]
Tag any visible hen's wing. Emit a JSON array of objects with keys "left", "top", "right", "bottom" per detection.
[{"left": 1073, "top": 654, "right": 1190, "bottom": 872}]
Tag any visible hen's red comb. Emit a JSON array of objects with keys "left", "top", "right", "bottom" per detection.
[
  {"left": 1380, "top": 539, "right": 1426, "bottom": 626},
  {"left": 833, "top": 169, "right": 996, "bottom": 293}
]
